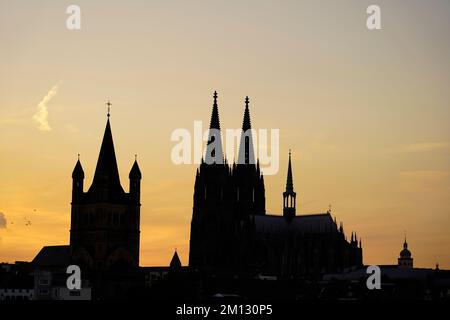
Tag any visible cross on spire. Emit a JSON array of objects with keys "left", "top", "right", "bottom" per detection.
[{"left": 106, "top": 100, "right": 112, "bottom": 117}]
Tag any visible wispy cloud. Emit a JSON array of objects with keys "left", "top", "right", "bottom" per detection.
[
  {"left": 0, "top": 212, "right": 7, "bottom": 229},
  {"left": 33, "top": 85, "right": 58, "bottom": 131},
  {"left": 401, "top": 142, "right": 450, "bottom": 153}
]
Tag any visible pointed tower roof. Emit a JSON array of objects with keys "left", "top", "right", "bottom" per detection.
[
  {"left": 129, "top": 156, "right": 142, "bottom": 179},
  {"left": 285, "top": 150, "right": 294, "bottom": 193},
  {"left": 72, "top": 155, "right": 84, "bottom": 179},
  {"left": 209, "top": 91, "right": 220, "bottom": 130},
  {"left": 400, "top": 236, "right": 412, "bottom": 258},
  {"left": 170, "top": 250, "right": 182, "bottom": 269},
  {"left": 205, "top": 91, "right": 224, "bottom": 164},
  {"left": 88, "top": 115, "right": 124, "bottom": 198},
  {"left": 242, "top": 96, "right": 251, "bottom": 131},
  {"left": 237, "top": 96, "right": 255, "bottom": 165}
]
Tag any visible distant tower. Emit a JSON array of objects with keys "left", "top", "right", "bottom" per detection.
[
  {"left": 398, "top": 237, "right": 413, "bottom": 269},
  {"left": 283, "top": 150, "right": 296, "bottom": 220}
]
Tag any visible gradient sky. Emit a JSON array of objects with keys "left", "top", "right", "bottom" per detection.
[{"left": 1, "top": 0, "right": 449, "bottom": 269}]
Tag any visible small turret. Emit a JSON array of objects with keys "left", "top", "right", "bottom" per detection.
[
  {"left": 72, "top": 155, "right": 84, "bottom": 203},
  {"left": 129, "top": 156, "right": 141, "bottom": 203}
]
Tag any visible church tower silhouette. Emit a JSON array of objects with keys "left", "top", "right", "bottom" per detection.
[{"left": 70, "top": 109, "right": 141, "bottom": 274}]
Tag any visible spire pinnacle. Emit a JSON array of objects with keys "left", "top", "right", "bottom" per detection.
[
  {"left": 283, "top": 149, "right": 296, "bottom": 218},
  {"left": 205, "top": 91, "right": 224, "bottom": 163},
  {"left": 285, "top": 150, "right": 294, "bottom": 193},
  {"left": 209, "top": 91, "right": 220, "bottom": 130},
  {"left": 106, "top": 100, "right": 112, "bottom": 118},
  {"left": 242, "top": 96, "right": 251, "bottom": 131},
  {"left": 237, "top": 96, "right": 255, "bottom": 165},
  {"left": 89, "top": 116, "right": 124, "bottom": 197}
]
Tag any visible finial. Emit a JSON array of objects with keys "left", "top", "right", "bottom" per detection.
[
  {"left": 77, "top": 153, "right": 80, "bottom": 160},
  {"left": 135, "top": 154, "right": 137, "bottom": 161},
  {"left": 106, "top": 100, "right": 112, "bottom": 117},
  {"left": 213, "top": 91, "right": 218, "bottom": 99},
  {"left": 245, "top": 96, "right": 249, "bottom": 107}
]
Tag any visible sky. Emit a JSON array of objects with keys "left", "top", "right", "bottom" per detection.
[{"left": 0, "top": 0, "right": 449, "bottom": 269}]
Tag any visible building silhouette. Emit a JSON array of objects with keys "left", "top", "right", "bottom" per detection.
[
  {"left": 70, "top": 112, "right": 142, "bottom": 297},
  {"left": 398, "top": 237, "right": 413, "bottom": 269},
  {"left": 2, "top": 95, "right": 450, "bottom": 301},
  {"left": 189, "top": 92, "right": 363, "bottom": 278}
]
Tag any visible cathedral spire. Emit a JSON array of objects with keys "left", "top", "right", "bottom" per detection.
[
  {"left": 238, "top": 96, "right": 255, "bottom": 165},
  {"left": 286, "top": 149, "right": 294, "bottom": 193},
  {"left": 210, "top": 91, "right": 220, "bottom": 130},
  {"left": 242, "top": 96, "right": 251, "bottom": 131},
  {"left": 205, "top": 91, "right": 224, "bottom": 164},
  {"left": 283, "top": 150, "right": 297, "bottom": 219}
]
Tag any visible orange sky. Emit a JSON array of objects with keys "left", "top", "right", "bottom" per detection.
[{"left": 0, "top": 0, "right": 449, "bottom": 269}]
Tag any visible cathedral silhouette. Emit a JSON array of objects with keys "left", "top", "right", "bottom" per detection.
[
  {"left": 3, "top": 91, "right": 449, "bottom": 301},
  {"left": 66, "top": 91, "right": 362, "bottom": 297},
  {"left": 189, "top": 92, "right": 363, "bottom": 277},
  {"left": 15, "top": 92, "right": 363, "bottom": 300}
]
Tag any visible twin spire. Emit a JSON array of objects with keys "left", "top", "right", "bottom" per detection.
[{"left": 205, "top": 91, "right": 255, "bottom": 165}]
